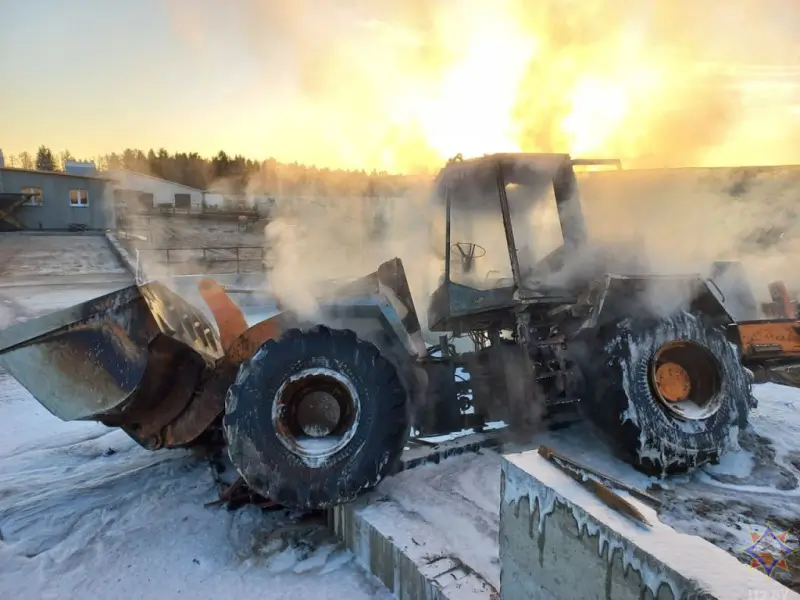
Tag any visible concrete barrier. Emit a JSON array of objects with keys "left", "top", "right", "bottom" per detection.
[
  {"left": 329, "top": 435, "right": 505, "bottom": 600},
  {"left": 499, "top": 451, "right": 800, "bottom": 600},
  {"left": 105, "top": 231, "right": 138, "bottom": 274},
  {"left": 329, "top": 497, "right": 496, "bottom": 600}
]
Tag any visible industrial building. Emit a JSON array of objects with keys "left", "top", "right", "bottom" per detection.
[
  {"left": 99, "top": 169, "right": 208, "bottom": 211},
  {"left": 0, "top": 166, "right": 116, "bottom": 231}
]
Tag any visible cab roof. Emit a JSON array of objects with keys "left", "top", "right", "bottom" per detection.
[{"left": 431, "top": 153, "right": 621, "bottom": 205}]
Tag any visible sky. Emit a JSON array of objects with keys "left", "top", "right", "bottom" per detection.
[
  {"left": 0, "top": 0, "right": 299, "bottom": 162},
  {"left": 2, "top": 0, "right": 800, "bottom": 172}
]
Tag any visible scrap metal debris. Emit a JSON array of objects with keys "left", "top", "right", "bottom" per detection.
[
  {"left": 538, "top": 445, "right": 653, "bottom": 527},
  {"left": 205, "top": 475, "right": 280, "bottom": 511},
  {"left": 539, "top": 445, "right": 661, "bottom": 507}
]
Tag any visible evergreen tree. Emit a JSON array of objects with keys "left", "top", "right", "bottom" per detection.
[{"left": 35, "top": 145, "right": 56, "bottom": 171}]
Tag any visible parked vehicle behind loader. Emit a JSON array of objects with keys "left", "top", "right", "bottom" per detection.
[{"left": 1, "top": 152, "right": 795, "bottom": 511}]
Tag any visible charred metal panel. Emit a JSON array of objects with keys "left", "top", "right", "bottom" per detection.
[
  {"left": 578, "top": 273, "right": 736, "bottom": 333},
  {"left": 325, "top": 258, "right": 426, "bottom": 357},
  {"left": 139, "top": 281, "right": 223, "bottom": 359},
  {"left": 318, "top": 295, "right": 416, "bottom": 359},
  {"left": 427, "top": 281, "right": 518, "bottom": 333}
]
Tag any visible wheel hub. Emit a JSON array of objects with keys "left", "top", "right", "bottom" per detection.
[
  {"left": 296, "top": 391, "right": 341, "bottom": 437},
  {"left": 272, "top": 367, "right": 361, "bottom": 464},
  {"left": 654, "top": 362, "right": 691, "bottom": 403},
  {"left": 650, "top": 340, "right": 723, "bottom": 420}
]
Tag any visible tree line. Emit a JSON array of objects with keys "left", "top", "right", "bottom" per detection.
[{"left": 4, "top": 145, "right": 424, "bottom": 198}]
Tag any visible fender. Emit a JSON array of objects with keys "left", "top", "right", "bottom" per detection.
[{"left": 577, "top": 273, "right": 736, "bottom": 333}]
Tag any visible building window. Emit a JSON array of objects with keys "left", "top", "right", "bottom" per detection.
[
  {"left": 70, "top": 189, "right": 89, "bottom": 207},
  {"left": 21, "top": 187, "right": 43, "bottom": 206}
]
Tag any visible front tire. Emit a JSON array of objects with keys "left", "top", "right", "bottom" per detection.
[
  {"left": 223, "top": 325, "right": 410, "bottom": 510},
  {"left": 584, "top": 312, "right": 751, "bottom": 475}
]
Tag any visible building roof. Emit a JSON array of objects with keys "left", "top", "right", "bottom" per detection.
[
  {"left": 0, "top": 167, "right": 107, "bottom": 181},
  {"left": 99, "top": 168, "right": 206, "bottom": 192}
]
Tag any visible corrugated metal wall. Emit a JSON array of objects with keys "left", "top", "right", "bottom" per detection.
[{"left": 0, "top": 169, "right": 115, "bottom": 231}]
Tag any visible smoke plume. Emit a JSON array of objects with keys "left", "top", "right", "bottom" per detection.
[{"left": 163, "top": 0, "right": 800, "bottom": 171}]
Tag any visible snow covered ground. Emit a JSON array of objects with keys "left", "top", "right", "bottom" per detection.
[
  {"left": 0, "top": 235, "right": 128, "bottom": 277},
  {"left": 0, "top": 378, "right": 393, "bottom": 600}
]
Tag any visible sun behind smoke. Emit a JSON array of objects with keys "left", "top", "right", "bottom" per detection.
[{"left": 165, "top": 0, "right": 800, "bottom": 172}]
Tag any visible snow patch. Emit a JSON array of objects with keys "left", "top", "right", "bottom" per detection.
[{"left": 704, "top": 441, "right": 754, "bottom": 478}]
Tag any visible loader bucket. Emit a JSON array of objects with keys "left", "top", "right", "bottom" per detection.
[{"left": 0, "top": 282, "right": 223, "bottom": 423}]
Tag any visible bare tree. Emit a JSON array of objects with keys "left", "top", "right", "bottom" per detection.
[{"left": 18, "top": 151, "right": 33, "bottom": 170}]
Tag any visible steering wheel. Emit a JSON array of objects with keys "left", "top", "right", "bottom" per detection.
[{"left": 451, "top": 242, "right": 486, "bottom": 273}]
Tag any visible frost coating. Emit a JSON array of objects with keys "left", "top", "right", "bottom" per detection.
[
  {"left": 611, "top": 314, "right": 735, "bottom": 434},
  {"left": 606, "top": 311, "right": 746, "bottom": 472},
  {"left": 503, "top": 458, "right": 685, "bottom": 600}
]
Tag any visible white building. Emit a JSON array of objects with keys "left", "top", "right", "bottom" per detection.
[{"left": 99, "top": 169, "right": 205, "bottom": 210}]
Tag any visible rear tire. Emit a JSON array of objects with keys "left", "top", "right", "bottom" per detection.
[
  {"left": 223, "top": 325, "right": 410, "bottom": 510},
  {"left": 584, "top": 312, "right": 751, "bottom": 475}
]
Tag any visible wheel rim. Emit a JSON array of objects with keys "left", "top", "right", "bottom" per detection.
[
  {"left": 650, "top": 340, "right": 723, "bottom": 420},
  {"left": 272, "top": 367, "right": 361, "bottom": 465}
]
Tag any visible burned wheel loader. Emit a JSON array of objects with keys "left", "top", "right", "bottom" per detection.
[
  {"left": 0, "top": 152, "right": 781, "bottom": 511},
  {"left": 422, "top": 153, "right": 754, "bottom": 475}
]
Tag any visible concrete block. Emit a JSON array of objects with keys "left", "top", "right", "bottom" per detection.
[
  {"left": 329, "top": 442, "right": 507, "bottom": 600},
  {"left": 499, "top": 451, "right": 800, "bottom": 600},
  {"left": 330, "top": 496, "right": 497, "bottom": 600}
]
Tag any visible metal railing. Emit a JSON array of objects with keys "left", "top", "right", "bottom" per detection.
[
  {"left": 135, "top": 245, "right": 266, "bottom": 277},
  {"left": 115, "top": 196, "right": 404, "bottom": 219},
  {"left": 115, "top": 227, "right": 153, "bottom": 243}
]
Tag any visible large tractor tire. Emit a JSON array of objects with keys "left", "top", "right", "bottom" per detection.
[
  {"left": 223, "top": 325, "right": 410, "bottom": 510},
  {"left": 584, "top": 311, "right": 752, "bottom": 475}
]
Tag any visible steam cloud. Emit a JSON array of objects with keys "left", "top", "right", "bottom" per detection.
[{"left": 262, "top": 191, "right": 442, "bottom": 333}]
